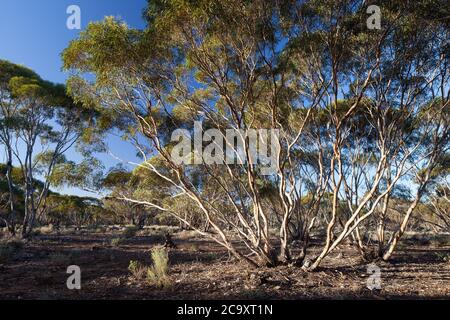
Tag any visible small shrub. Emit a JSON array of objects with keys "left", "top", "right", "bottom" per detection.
[
  {"left": 147, "top": 247, "right": 171, "bottom": 288},
  {"left": 128, "top": 260, "right": 146, "bottom": 280},
  {"left": 122, "top": 226, "right": 139, "bottom": 238}
]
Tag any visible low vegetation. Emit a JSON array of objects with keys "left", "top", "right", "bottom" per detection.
[
  {"left": 128, "top": 247, "right": 171, "bottom": 288},
  {"left": 146, "top": 247, "right": 171, "bottom": 288}
]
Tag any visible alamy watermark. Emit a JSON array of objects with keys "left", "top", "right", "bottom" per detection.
[
  {"left": 170, "top": 122, "right": 280, "bottom": 175},
  {"left": 66, "top": 265, "right": 81, "bottom": 290},
  {"left": 66, "top": 5, "right": 81, "bottom": 30},
  {"left": 367, "top": 4, "right": 381, "bottom": 30},
  {"left": 366, "top": 263, "right": 382, "bottom": 290},
  {"left": 64, "top": 4, "right": 381, "bottom": 33}
]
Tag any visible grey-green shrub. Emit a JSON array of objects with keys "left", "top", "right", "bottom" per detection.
[
  {"left": 147, "top": 247, "right": 171, "bottom": 288},
  {"left": 128, "top": 260, "right": 146, "bottom": 280}
]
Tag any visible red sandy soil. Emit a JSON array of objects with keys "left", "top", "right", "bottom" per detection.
[{"left": 0, "top": 229, "right": 449, "bottom": 299}]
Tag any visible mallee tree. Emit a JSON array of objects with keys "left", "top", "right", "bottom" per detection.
[{"left": 62, "top": 0, "right": 449, "bottom": 268}]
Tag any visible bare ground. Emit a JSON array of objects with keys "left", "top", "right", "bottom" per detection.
[{"left": 0, "top": 229, "right": 449, "bottom": 300}]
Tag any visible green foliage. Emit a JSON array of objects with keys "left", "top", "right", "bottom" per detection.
[
  {"left": 101, "top": 169, "right": 132, "bottom": 189},
  {"left": 0, "top": 59, "right": 41, "bottom": 89},
  {"left": 45, "top": 194, "right": 103, "bottom": 227},
  {"left": 128, "top": 260, "right": 147, "bottom": 280},
  {"left": 1, "top": 56, "right": 103, "bottom": 237},
  {"left": 45, "top": 157, "right": 103, "bottom": 190},
  {"left": 63, "top": 17, "right": 140, "bottom": 82},
  {"left": 127, "top": 247, "right": 171, "bottom": 288},
  {"left": 146, "top": 247, "right": 171, "bottom": 288}
]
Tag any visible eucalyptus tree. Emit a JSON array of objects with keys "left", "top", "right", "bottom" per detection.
[
  {"left": 301, "top": 0, "right": 449, "bottom": 269},
  {"left": 101, "top": 167, "right": 149, "bottom": 227},
  {"left": 0, "top": 163, "right": 25, "bottom": 227},
  {"left": 41, "top": 193, "right": 105, "bottom": 227},
  {"left": 339, "top": 1, "right": 450, "bottom": 262},
  {"left": 63, "top": 0, "right": 449, "bottom": 268},
  {"left": 429, "top": 180, "right": 450, "bottom": 232},
  {"left": 6, "top": 72, "right": 97, "bottom": 237},
  {"left": 63, "top": 0, "right": 333, "bottom": 266},
  {"left": 0, "top": 60, "right": 41, "bottom": 234}
]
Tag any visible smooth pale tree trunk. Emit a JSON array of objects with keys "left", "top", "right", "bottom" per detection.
[
  {"left": 383, "top": 154, "right": 437, "bottom": 261},
  {"left": 278, "top": 209, "right": 291, "bottom": 263},
  {"left": 22, "top": 192, "right": 29, "bottom": 238},
  {"left": 377, "top": 193, "right": 390, "bottom": 258},
  {"left": 278, "top": 241, "right": 291, "bottom": 264},
  {"left": 5, "top": 152, "right": 16, "bottom": 235},
  {"left": 377, "top": 168, "right": 392, "bottom": 257},
  {"left": 22, "top": 146, "right": 37, "bottom": 238},
  {"left": 0, "top": 130, "right": 16, "bottom": 235},
  {"left": 382, "top": 188, "right": 425, "bottom": 261},
  {"left": 307, "top": 153, "right": 342, "bottom": 271}
]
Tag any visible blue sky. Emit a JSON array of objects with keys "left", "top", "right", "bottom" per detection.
[{"left": 0, "top": 0, "right": 148, "bottom": 197}]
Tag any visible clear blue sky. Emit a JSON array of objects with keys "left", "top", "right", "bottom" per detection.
[{"left": 0, "top": 0, "right": 148, "bottom": 197}]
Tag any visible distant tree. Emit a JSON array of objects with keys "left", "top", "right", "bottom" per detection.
[
  {"left": 43, "top": 194, "right": 104, "bottom": 228},
  {"left": 101, "top": 167, "right": 149, "bottom": 227},
  {"left": 0, "top": 164, "right": 25, "bottom": 227},
  {"left": 429, "top": 182, "right": 450, "bottom": 231},
  {"left": 0, "top": 60, "right": 41, "bottom": 234},
  {"left": 0, "top": 60, "right": 100, "bottom": 237}
]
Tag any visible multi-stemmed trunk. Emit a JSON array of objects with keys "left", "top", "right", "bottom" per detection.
[
  {"left": 21, "top": 144, "right": 37, "bottom": 238},
  {"left": 5, "top": 148, "right": 16, "bottom": 235}
]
